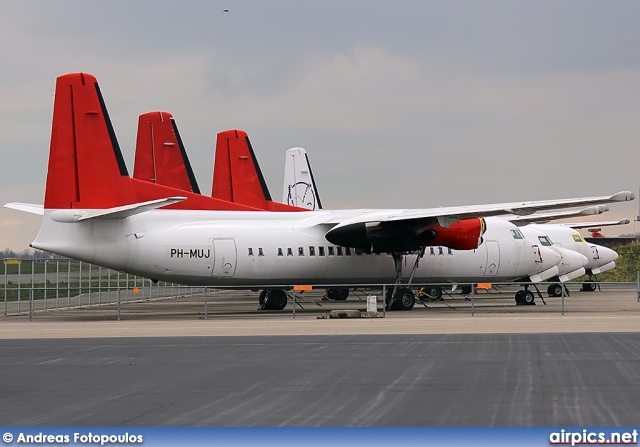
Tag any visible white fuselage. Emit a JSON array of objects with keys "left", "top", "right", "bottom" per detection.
[
  {"left": 32, "top": 211, "right": 560, "bottom": 286},
  {"left": 520, "top": 225, "right": 588, "bottom": 281},
  {"left": 529, "top": 224, "right": 618, "bottom": 274}
]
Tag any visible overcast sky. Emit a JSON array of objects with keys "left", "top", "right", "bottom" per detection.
[{"left": 2, "top": 0, "right": 640, "bottom": 251}]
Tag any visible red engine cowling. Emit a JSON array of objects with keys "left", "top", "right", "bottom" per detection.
[{"left": 419, "top": 218, "right": 485, "bottom": 250}]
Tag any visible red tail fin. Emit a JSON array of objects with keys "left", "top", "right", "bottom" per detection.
[
  {"left": 44, "top": 72, "right": 263, "bottom": 212},
  {"left": 45, "top": 72, "right": 136, "bottom": 209},
  {"left": 213, "top": 130, "right": 305, "bottom": 211},
  {"left": 133, "top": 111, "right": 201, "bottom": 194}
]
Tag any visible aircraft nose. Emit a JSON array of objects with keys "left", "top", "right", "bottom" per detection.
[
  {"left": 593, "top": 245, "right": 618, "bottom": 263},
  {"left": 556, "top": 247, "right": 588, "bottom": 275},
  {"left": 540, "top": 245, "right": 562, "bottom": 268}
]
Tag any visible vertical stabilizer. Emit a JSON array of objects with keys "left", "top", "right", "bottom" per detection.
[
  {"left": 283, "top": 147, "right": 323, "bottom": 210},
  {"left": 133, "top": 111, "right": 201, "bottom": 194},
  {"left": 44, "top": 72, "right": 136, "bottom": 209},
  {"left": 213, "top": 130, "right": 305, "bottom": 211},
  {"left": 43, "top": 73, "right": 263, "bottom": 212}
]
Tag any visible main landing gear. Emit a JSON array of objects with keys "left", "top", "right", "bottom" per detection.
[
  {"left": 581, "top": 278, "right": 599, "bottom": 292},
  {"left": 384, "top": 249, "right": 428, "bottom": 311},
  {"left": 547, "top": 283, "right": 569, "bottom": 297},
  {"left": 258, "top": 289, "right": 288, "bottom": 310},
  {"left": 515, "top": 286, "right": 536, "bottom": 305},
  {"left": 325, "top": 288, "right": 350, "bottom": 300}
]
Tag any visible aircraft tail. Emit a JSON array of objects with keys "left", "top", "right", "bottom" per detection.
[
  {"left": 212, "top": 130, "right": 305, "bottom": 211},
  {"left": 133, "top": 111, "right": 201, "bottom": 194},
  {"left": 282, "top": 147, "right": 323, "bottom": 210},
  {"left": 44, "top": 72, "right": 262, "bottom": 212},
  {"left": 45, "top": 72, "right": 137, "bottom": 209}
]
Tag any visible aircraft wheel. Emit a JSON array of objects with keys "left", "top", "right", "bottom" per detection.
[
  {"left": 515, "top": 290, "right": 525, "bottom": 305},
  {"left": 394, "top": 287, "right": 415, "bottom": 311},
  {"left": 547, "top": 284, "right": 563, "bottom": 297},
  {"left": 327, "top": 287, "right": 349, "bottom": 300},
  {"left": 581, "top": 280, "right": 597, "bottom": 292},
  {"left": 265, "top": 289, "right": 288, "bottom": 310},
  {"left": 523, "top": 290, "right": 535, "bottom": 305},
  {"left": 425, "top": 286, "right": 443, "bottom": 301}
]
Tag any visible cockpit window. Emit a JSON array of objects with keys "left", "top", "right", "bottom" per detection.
[
  {"left": 572, "top": 234, "right": 585, "bottom": 243},
  {"left": 510, "top": 229, "right": 524, "bottom": 240},
  {"left": 537, "top": 236, "right": 553, "bottom": 246}
]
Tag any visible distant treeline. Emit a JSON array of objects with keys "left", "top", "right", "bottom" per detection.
[
  {"left": 1, "top": 248, "right": 66, "bottom": 260},
  {"left": 595, "top": 242, "right": 640, "bottom": 282}
]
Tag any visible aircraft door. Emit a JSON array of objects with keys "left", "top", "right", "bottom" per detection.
[
  {"left": 484, "top": 241, "right": 500, "bottom": 276},
  {"left": 211, "top": 239, "right": 237, "bottom": 277}
]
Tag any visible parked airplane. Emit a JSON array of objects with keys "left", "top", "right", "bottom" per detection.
[
  {"left": 5, "top": 73, "right": 635, "bottom": 311},
  {"left": 130, "top": 110, "right": 593, "bottom": 306},
  {"left": 529, "top": 223, "right": 620, "bottom": 293},
  {"left": 282, "top": 147, "right": 624, "bottom": 299}
]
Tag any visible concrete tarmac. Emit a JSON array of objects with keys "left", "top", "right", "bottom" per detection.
[{"left": 1, "top": 315, "right": 640, "bottom": 426}]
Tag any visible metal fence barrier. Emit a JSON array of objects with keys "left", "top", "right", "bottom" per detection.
[{"left": 2, "top": 260, "right": 640, "bottom": 321}]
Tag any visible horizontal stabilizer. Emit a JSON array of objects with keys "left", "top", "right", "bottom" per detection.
[
  {"left": 4, "top": 202, "right": 44, "bottom": 215},
  {"left": 75, "top": 197, "right": 187, "bottom": 221}
]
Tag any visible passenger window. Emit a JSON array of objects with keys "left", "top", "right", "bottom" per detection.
[
  {"left": 298, "top": 247, "right": 304, "bottom": 256},
  {"left": 277, "top": 248, "right": 283, "bottom": 256},
  {"left": 287, "top": 248, "right": 293, "bottom": 256},
  {"left": 248, "top": 248, "right": 254, "bottom": 256},
  {"left": 448, "top": 248, "right": 453, "bottom": 255},
  {"left": 345, "top": 247, "right": 352, "bottom": 256},
  {"left": 328, "top": 246, "right": 335, "bottom": 256},
  {"left": 337, "top": 247, "right": 343, "bottom": 256},
  {"left": 318, "top": 246, "right": 325, "bottom": 256},
  {"left": 309, "top": 246, "right": 315, "bottom": 256},
  {"left": 430, "top": 247, "right": 435, "bottom": 255},
  {"left": 258, "top": 248, "right": 264, "bottom": 257},
  {"left": 438, "top": 247, "right": 443, "bottom": 255}
]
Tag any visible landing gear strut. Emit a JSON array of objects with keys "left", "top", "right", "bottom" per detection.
[{"left": 384, "top": 250, "right": 424, "bottom": 311}]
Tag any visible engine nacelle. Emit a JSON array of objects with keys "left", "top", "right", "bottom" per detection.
[
  {"left": 325, "top": 217, "right": 485, "bottom": 253},
  {"left": 418, "top": 218, "right": 485, "bottom": 251}
]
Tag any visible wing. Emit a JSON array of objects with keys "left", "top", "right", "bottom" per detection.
[
  {"left": 325, "top": 191, "right": 635, "bottom": 253},
  {"left": 507, "top": 205, "right": 609, "bottom": 226},
  {"left": 560, "top": 218, "right": 631, "bottom": 229}
]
